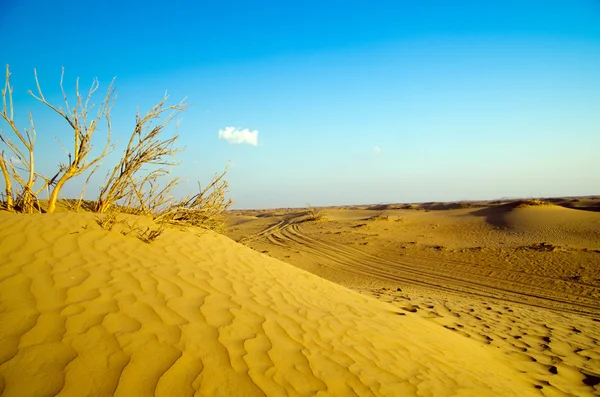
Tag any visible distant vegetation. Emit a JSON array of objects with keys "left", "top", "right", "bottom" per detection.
[
  {"left": 0, "top": 65, "right": 231, "bottom": 233},
  {"left": 515, "top": 199, "right": 554, "bottom": 208},
  {"left": 368, "top": 212, "right": 389, "bottom": 221},
  {"left": 305, "top": 204, "right": 327, "bottom": 222}
]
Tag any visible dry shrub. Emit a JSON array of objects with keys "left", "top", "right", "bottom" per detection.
[
  {"left": 95, "top": 95, "right": 186, "bottom": 215},
  {"left": 96, "top": 214, "right": 164, "bottom": 243},
  {"left": 1, "top": 66, "right": 46, "bottom": 213},
  {"left": 63, "top": 198, "right": 96, "bottom": 212},
  {"left": 515, "top": 199, "right": 554, "bottom": 208},
  {"left": 154, "top": 167, "right": 232, "bottom": 232},
  {"left": 1, "top": 65, "right": 114, "bottom": 213},
  {"left": 1, "top": 66, "right": 231, "bottom": 232},
  {"left": 305, "top": 204, "right": 327, "bottom": 222},
  {"left": 95, "top": 212, "right": 118, "bottom": 231},
  {"left": 30, "top": 69, "right": 115, "bottom": 214},
  {"left": 135, "top": 225, "right": 164, "bottom": 243},
  {"left": 117, "top": 219, "right": 137, "bottom": 236},
  {"left": 95, "top": 95, "right": 232, "bottom": 233},
  {"left": 368, "top": 212, "right": 389, "bottom": 221},
  {"left": 119, "top": 222, "right": 164, "bottom": 244}
]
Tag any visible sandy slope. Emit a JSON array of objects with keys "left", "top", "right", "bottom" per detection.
[
  {"left": 0, "top": 212, "right": 541, "bottom": 396},
  {"left": 229, "top": 200, "right": 600, "bottom": 396}
]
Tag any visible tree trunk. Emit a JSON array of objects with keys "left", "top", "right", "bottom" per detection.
[
  {"left": 95, "top": 199, "right": 110, "bottom": 214},
  {"left": 0, "top": 156, "right": 14, "bottom": 211},
  {"left": 47, "top": 171, "right": 73, "bottom": 214}
]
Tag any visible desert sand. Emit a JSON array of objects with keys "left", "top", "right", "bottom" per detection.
[
  {"left": 228, "top": 198, "right": 600, "bottom": 396},
  {"left": 0, "top": 198, "right": 597, "bottom": 396}
]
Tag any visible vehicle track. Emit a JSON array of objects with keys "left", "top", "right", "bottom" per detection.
[{"left": 254, "top": 220, "right": 600, "bottom": 316}]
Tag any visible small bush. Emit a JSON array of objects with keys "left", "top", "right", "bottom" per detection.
[
  {"left": 305, "top": 204, "right": 327, "bottom": 222},
  {"left": 154, "top": 167, "right": 232, "bottom": 233},
  {"left": 136, "top": 226, "right": 164, "bottom": 243},
  {"left": 95, "top": 213, "right": 118, "bottom": 231},
  {"left": 368, "top": 212, "right": 389, "bottom": 221},
  {"left": 515, "top": 199, "right": 553, "bottom": 208},
  {"left": 96, "top": 213, "right": 164, "bottom": 243}
]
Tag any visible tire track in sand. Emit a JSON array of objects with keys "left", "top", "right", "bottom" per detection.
[{"left": 261, "top": 221, "right": 600, "bottom": 316}]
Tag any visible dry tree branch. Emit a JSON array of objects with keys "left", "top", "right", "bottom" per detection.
[
  {"left": 0, "top": 65, "right": 42, "bottom": 213},
  {"left": 0, "top": 66, "right": 231, "bottom": 228},
  {"left": 72, "top": 163, "right": 101, "bottom": 212},
  {"left": 154, "top": 165, "right": 233, "bottom": 232},
  {"left": 29, "top": 67, "right": 116, "bottom": 213},
  {"left": 95, "top": 94, "right": 187, "bottom": 214},
  {"left": 122, "top": 171, "right": 181, "bottom": 216}
]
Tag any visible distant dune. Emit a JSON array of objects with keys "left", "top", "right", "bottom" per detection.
[
  {"left": 228, "top": 197, "right": 600, "bottom": 396},
  {"left": 0, "top": 211, "right": 544, "bottom": 396}
]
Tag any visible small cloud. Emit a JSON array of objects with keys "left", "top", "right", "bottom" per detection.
[
  {"left": 218, "top": 126, "right": 258, "bottom": 146},
  {"left": 9, "top": 156, "right": 22, "bottom": 165},
  {"left": 373, "top": 146, "right": 381, "bottom": 155}
]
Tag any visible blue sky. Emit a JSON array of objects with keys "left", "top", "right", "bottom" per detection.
[{"left": 1, "top": 0, "right": 599, "bottom": 208}]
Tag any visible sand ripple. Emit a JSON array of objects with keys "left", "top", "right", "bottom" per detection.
[{"left": 0, "top": 213, "right": 539, "bottom": 396}]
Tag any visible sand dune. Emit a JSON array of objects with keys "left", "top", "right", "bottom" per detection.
[
  {"left": 0, "top": 212, "right": 543, "bottom": 396},
  {"left": 232, "top": 208, "right": 600, "bottom": 313},
  {"left": 470, "top": 203, "right": 600, "bottom": 247},
  {"left": 229, "top": 199, "right": 600, "bottom": 396}
]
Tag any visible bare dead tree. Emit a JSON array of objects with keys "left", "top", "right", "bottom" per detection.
[
  {"left": 95, "top": 95, "right": 187, "bottom": 214},
  {"left": 29, "top": 67, "right": 115, "bottom": 213}
]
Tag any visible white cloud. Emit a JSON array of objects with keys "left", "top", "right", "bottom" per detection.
[
  {"left": 9, "top": 156, "right": 22, "bottom": 165},
  {"left": 218, "top": 126, "right": 258, "bottom": 146},
  {"left": 373, "top": 146, "right": 381, "bottom": 155}
]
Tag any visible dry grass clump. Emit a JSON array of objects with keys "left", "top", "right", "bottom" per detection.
[
  {"left": 515, "top": 199, "right": 554, "bottom": 208},
  {"left": 63, "top": 199, "right": 96, "bottom": 212},
  {"left": 95, "top": 213, "right": 165, "bottom": 243},
  {"left": 133, "top": 225, "right": 165, "bottom": 243},
  {"left": 95, "top": 212, "right": 118, "bottom": 231},
  {"left": 305, "top": 204, "right": 327, "bottom": 222},
  {"left": 154, "top": 168, "right": 232, "bottom": 233},
  {"left": 517, "top": 242, "right": 561, "bottom": 252},
  {"left": 368, "top": 212, "right": 389, "bottom": 221}
]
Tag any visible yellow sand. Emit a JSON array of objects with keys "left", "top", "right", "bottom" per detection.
[
  {"left": 228, "top": 200, "right": 600, "bottom": 396},
  {"left": 0, "top": 212, "right": 539, "bottom": 396}
]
